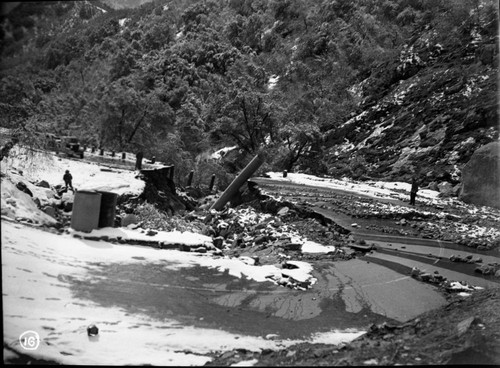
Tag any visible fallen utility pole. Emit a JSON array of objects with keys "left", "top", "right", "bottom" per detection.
[{"left": 210, "top": 152, "right": 265, "bottom": 211}]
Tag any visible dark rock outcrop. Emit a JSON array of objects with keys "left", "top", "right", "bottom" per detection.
[{"left": 459, "top": 141, "right": 500, "bottom": 209}]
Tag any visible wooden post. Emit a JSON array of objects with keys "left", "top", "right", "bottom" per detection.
[
  {"left": 135, "top": 151, "right": 143, "bottom": 170},
  {"left": 209, "top": 174, "right": 216, "bottom": 192},
  {"left": 187, "top": 170, "right": 194, "bottom": 187},
  {"left": 122, "top": 152, "right": 126, "bottom": 160},
  {"left": 210, "top": 153, "right": 265, "bottom": 211},
  {"left": 99, "top": 149, "right": 104, "bottom": 156},
  {"left": 91, "top": 147, "right": 95, "bottom": 153},
  {"left": 283, "top": 170, "right": 288, "bottom": 178},
  {"left": 111, "top": 151, "right": 115, "bottom": 157}
]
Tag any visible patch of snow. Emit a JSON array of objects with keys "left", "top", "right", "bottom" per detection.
[
  {"left": 71, "top": 226, "right": 214, "bottom": 247},
  {"left": 211, "top": 146, "right": 238, "bottom": 160},
  {"left": 118, "top": 18, "right": 129, "bottom": 27},
  {"left": 1, "top": 179, "right": 57, "bottom": 226},
  {"left": 340, "top": 111, "right": 368, "bottom": 128},
  {"left": 356, "top": 121, "right": 394, "bottom": 149},
  {"left": 231, "top": 359, "right": 259, "bottom": 366},
  {"left": 265, "top": 172, "right": 440, "bottom": 202},
  {"left": 268, "top": 75, "right": 279, "bottom": 90},
  {"left": 301, "top": 241, "right": 336, "bottom": 254},
  {"left": 333, "top": 139, "right": 355, "bottom": 155},
  {"left": 310, "top": 329, "right": 365, "bottom": 345}
]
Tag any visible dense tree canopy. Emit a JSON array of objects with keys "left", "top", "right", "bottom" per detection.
[{"left": 0, "top": 0, "right": 497, "bottom": 182}]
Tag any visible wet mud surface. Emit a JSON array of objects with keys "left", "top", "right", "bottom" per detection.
[{"left": 68, "top": 261, "right": 392, "bottom": 341}]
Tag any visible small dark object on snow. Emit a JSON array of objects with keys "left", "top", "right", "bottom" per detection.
[{"left": 87, "top": 324, "right": 99, "bottom": 336}]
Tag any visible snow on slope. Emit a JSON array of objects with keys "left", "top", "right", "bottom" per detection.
[{"left": 3, "top": 146, "right": 144, "bottom": 195}]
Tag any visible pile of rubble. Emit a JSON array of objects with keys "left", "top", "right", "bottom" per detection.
[
  {"left": 261, "top": 183, "right": 500, "bottom": 249},
  {"left": 410, "top": 266, "right": 492, "bottom": 292}
]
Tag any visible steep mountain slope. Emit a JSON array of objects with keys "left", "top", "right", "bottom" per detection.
[{"left": 322, "top": 17, "right": 498, "bottom": 191}]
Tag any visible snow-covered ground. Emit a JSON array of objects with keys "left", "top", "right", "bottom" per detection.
[
  {"left": 1, "top": 148, "right": 362, "bottom": 365},
  {"left": 2, "top": 146, "right": 145, "bottom": 195},
  {"left": 266, "top": 172, "right": 441, "bottom": 202}
]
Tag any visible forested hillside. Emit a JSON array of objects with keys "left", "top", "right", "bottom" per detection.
[{"left": 1, "top": 0, "right": 498, "bottom": 188}]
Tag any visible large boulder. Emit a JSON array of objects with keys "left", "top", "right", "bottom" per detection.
[{"left": 459, "top": 142, "right": 500, "bottom": 209}]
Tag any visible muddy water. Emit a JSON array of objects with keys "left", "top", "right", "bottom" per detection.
[
  {"left": 68, "top": 260, "right": 403, "bottom": 341},
  {"left": 68, "top": 250, "right": 451, "bottom": 341}
]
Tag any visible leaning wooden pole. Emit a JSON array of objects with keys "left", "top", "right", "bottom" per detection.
[{"left": 210, "top": 152, "right": 265, "bottom": 211}]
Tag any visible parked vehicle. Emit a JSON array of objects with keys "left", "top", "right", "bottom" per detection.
[
  {"left": 45, "top": 133, "right": 60, "bottom": 150},
  {"left": 59, "top": 136, "right": 84, "bottom": 158}
]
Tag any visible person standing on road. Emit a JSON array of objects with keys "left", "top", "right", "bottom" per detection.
[
  {"left": 63, "top": 170, "right": 74, "bottom": 192},
  {"left": 410, "top": 176, "right": 419, "bottom": 205}
]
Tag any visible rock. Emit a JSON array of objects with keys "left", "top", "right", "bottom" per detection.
[
  {"left": 271, "top": 217, "right": 283, "bottom": 227},
  {"left": 282, "top": 262, "right": 299, "bottom": 270},
  {"left": 232, "top": 237, "right": 243, "bottom": 248},
  {"left": 456, "top": 316, "right": 475, "bottom": 336},
  {"left": 43, "top": 206, "right": 56, "bottom": 218},
  {"left": 476, "top": 43, "right": 496, "bottom": 65},
  {"left": 122, "top": 214, "right": 139, "bottom": 227},
  {"left": 193, "top": 247, "right": 207, "bottom": 253},
  {"left": 178, "top": 244, "right": 191, "bottom": 252},
  {"left": 63, "top": 202, "right": 73, "bottom": 212},
  {"left": 213, "top": 236, "right": 224, "bottom": 249},
  {"left": 239, "top": 256, "right": 256, "bottom": 265},
  {"left": 281, "top": 242, "right": 302, "bottom": 251},
  {"left": 420, "top": 273, "right": 432, "bottom": 282},
  {"left": 36, "top": 180, "right": 50, "bottom": 188},
  {"left": 427, "top": 181, "right": 439, "bottom": 191},
  {"left": 437, "top": 182, "right": 456, "bottom": 197},
  {"left": 277, "top": 207, "right": 289, "bottom": 216},
  {"left": 16, "top": 182, "right": 33, "bottom": 197},
  {"left": 459, "top": 141, "right": 500, "bottom": 209},
  {"left": 254, "top": 235, "right": 268, "bottom": 245},
  {"left": 450, "top": 255, "right": 462, "bottom": 262},
  {"left": 146, "top": 230, "right": 157, "bottom": 236}
]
